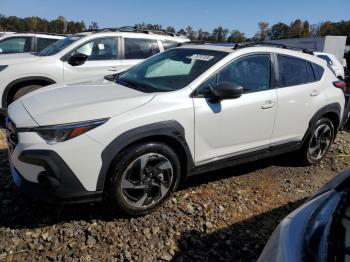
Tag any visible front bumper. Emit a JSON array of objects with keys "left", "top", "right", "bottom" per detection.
[{"left": 10, "top": 150, "right": 103, "bottom": 204}]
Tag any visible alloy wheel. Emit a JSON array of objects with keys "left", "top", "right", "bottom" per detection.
[
  {"left": 120, "top": 153, "right": 174, "bottom": 209},
  {"left": 308, "top": 123, "right": 332, "bottom": 161}
]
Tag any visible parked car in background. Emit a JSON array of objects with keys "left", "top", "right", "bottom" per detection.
[
  {"left": 258, "top": 168, "right": 350, "bottom": 262},
  {"left": 5, "top": 43, "right": 345, "bottom": 215},
  {"left": 0, "top": 27, "right": 189, "bottom": 116},
  {"left": 315, "top": 51, "right": 345, "bottom": 80},
  {"left": 0, "top": 33, "right": 64, "bottom": 54}
]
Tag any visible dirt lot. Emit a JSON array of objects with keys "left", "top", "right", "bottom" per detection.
[{"left": 0, "top": 129, "right": 350, "bottom": 262}]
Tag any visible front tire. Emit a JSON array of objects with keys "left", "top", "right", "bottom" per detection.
[
  {"left": 108, "top": 142, "right": 181, "bottom": 216},
  {"left": 301, "top": 118, "right": 334, "bottom": 165}
]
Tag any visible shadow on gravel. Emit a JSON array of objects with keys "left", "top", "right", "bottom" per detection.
[
  {"left": 0, "top": 147, "right": 304, "bottom": 230},
  {"left": 173, "top": 198, "right": 306, "bottom": 262},
  {"left": 183, "top": 151, "right": 305, "bottom": 190}
]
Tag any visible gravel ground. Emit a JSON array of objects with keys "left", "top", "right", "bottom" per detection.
[{"left": 0, "top": 129, "right": 350, "bottom": 262}]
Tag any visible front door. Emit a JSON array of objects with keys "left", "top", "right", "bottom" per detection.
[
  {"left": 193, "top": 53, "right": 278, "bottom": 165},
  {"left": 63, "top": 37, "right": 122, "bottom": 83}
]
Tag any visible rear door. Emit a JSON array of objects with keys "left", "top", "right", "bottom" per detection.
[
  {"left": 121, "top": 37, "right": 160, "bottom": 71},
  {"left": 63, "top": 37, "right": 122, "bottom": 83},
  {"left": 271, "top": 54, "right": 326, "bottom": 145}
]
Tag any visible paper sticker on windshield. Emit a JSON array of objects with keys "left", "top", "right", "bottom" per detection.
[{"left": 187, "top": 54, "right": 214, "bottom": 61}]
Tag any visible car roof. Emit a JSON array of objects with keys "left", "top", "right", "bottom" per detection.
[
  {"left": 75, "top": 30, "right": 189, "bottom": 42},
  {"left": 178, "top": 44, "right": 234, "bottom": 53},
  {"left": 178, "top": 44, "right": 327, "bottom": 65},
  {"left": 1, "top": 33, "right": 65, "bottom": 39}
]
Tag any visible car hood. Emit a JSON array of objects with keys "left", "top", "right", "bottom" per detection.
[
  {"left": 19, "top": 78, "right": 155, "bottom": 126},
  {"left": 0, "top": 53, "right": 41, "bottom": 65}
]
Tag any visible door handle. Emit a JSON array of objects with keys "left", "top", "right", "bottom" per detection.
[
  {"left": 261, "top": 100, "right": 275, "bottom": 109},
  {"left": 108, "top": 66, "right": 118, "bottom": 72},
  {"left": 310, "top": 90, "right": 320, "bottom": 97}
]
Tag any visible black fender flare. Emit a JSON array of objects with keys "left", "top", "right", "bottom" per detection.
[
  {"left": 303, "top": 102, "right": 341, "bottom": 142},
  {"left": 96, "top": 120, "right": 194, "bottom": 190},
  {"left": 2, "top": 76, "right": 56, "bottom": 107}
]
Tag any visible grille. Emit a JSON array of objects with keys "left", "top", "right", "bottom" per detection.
[{"left": 6, "top": 118, "right": 18, "bottom": 154}]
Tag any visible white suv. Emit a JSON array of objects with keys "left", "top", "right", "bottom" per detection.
[
  {"left": 0, "top": 28, "right": 189, "bottom": 115},
  {"left": 6, "top": 43, "right": 345, "bottom": 215},
  {"left": 0, "top": 32, "right": 64, "bottom": 54}
]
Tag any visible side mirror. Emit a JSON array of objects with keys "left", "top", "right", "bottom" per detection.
[
  {"left": 68, "top": 53, "right": 88, "bottom": 66},
  {"left": 207, "top": 82, "right": 243, "bottom": 102}
]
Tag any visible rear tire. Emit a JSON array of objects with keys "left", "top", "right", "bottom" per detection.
[
  {"left": 13, "top": 85, "right": 42, "bottom": 101},
  {"left": 107, "top": 142, "right": 181, "bottom": 216},
  {"left": 300, "top": 118, "right": 334, "bottom": 165}
]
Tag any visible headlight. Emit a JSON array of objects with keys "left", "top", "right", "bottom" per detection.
[
  {"left": 0, "top": 65, "right": 8, "bottom": 72},
  {"left": 33, "top": 118, "right": 108, "bottom": 144}
]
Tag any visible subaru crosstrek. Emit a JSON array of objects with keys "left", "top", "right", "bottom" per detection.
[{"left": 6, "top": 43, "right": 345, "bottom": 215}]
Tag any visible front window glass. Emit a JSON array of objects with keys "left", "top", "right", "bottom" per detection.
[
  {"left": 117, "top": 48, "right": 227, "bottom": 92},
  {"left": 0, "top": 37, "right": 32, "bottom": 54},
  {"left": 38, "top": 35, "right": 82, "bottom": 56},
  {"left": 73, "top": 37, "right": 118, "bottom": 60},
  {"left": 218, "top": 54, "right": 271, "bottom": 92}
]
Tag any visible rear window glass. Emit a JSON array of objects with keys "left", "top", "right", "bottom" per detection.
[
  {"left": 277, "top": 55, "right": 308, "bottom": 87},
  {"left": 37, "top": 38, "right": 59, "bottom": 52},
  {"left": 124, "top": 38, "right": 160, "bottom": 59},
  {"left": 312, "top": 63, "right": 325, "bottom": 81}
]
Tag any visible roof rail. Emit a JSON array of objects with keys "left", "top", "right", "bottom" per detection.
[
  {"left": 233, "top": 41, "right": 314, "bottom": 55},
  {"left": 13, "top": 32, "right": 67, "bottom": 37},
  {"left": 83, "top": 26, "right": 187, "bottom": 38}
]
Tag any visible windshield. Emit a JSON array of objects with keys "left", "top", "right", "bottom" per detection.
[
  {"left": 117, "top": 48, "right": 227, "bottom": 92},
  {"left": 38, "top": 35, "right": 83, "bottom": 56}
]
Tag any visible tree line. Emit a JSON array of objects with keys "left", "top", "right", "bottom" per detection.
[
  {"left": 0, "top": 15, "right": 86, "bottom": 34},
  {"left": 0, "top": 15, "right": 349, "bottom": 44}
]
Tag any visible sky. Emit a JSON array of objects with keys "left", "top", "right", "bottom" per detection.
[{"left": 1, "top": 0, "right": 349, "bottom": 37}]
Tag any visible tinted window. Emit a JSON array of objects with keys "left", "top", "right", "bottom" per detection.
[
  {"left": 277, "top": 55, "right": 309, "bottom": 87},
  {"left": 124, "top": 38, "right": 160, "bottom": 59},
  {"left": 0, "top": 37, "right": 32, "bottom": 54},
  {"left": 312, "top": 63, "right": 325, "bottom": 81},
  {"left": 162, "top": 40, "right": 179, "bottom": 50},
  {"left": 37, "top": 38, "right": 59, "bottom": 52},
  {"left": 39, "top": 35, "right": 81, "bottom": 56},
  {"left": 75, "top": 37, "right": 118, "bottom": 61},
  {"left": 306, "top": 62, "right": 316, "bottom": 82},
  {"left": 317, "top": 55, "right": 333, "bottom": 65},
  {"left": 118, "top": 48, "right": 227, "bottom": 92},
  {"left": 217, "top": 54, "right": 271, "bottom": 92}
]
